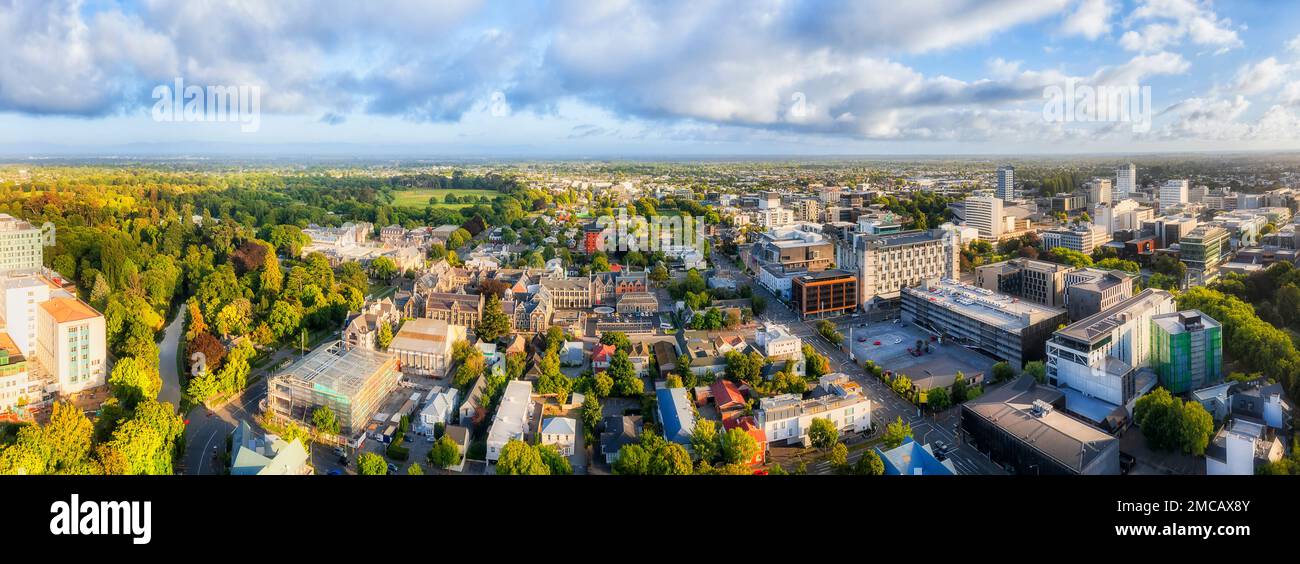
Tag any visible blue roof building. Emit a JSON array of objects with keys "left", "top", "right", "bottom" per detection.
[
  {"left": 873, "top": 437, "right": 957, "bottom": 476},
  {"left": 656, "top": 387, "right": 696, "bottom": 445}
]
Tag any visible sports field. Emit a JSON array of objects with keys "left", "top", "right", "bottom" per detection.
[{"left": 390, "top": 188, "right": 500, "bottom": 208}]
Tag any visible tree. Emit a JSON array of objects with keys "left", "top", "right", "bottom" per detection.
[
  {"left": 649, "top": 442, "right": 693, "bottom": 475},
  {"left": 854, "top": 450, "right": 885, "bottom": 476},
  {"left": 538, "top": 444, "right": 573, "bottom": 475},
  {"left": 803, "top": 344, "right": 829, "bottom": 378},
  {"left": 808, "top": 417, "right": 839, "bottom": 450},
  {"left": 477, "top": 293, "right": 511, "bottom": 342},
  {"left": 370, "top": 256, "right": 398, "bottom": 280},
  {"left": 829, "top": 442, "right": 848, "bottom": 470},
  {"left": 690, "top": 419, "right": 721, "bottom": 463},
  {"left": 108, "top": 357, "right": 161, "bottom": 409},
  {"left": 719, "top": 427, "right": 759, "bottom": 465},
  {"left": 883, "top": 416, "right": 913, "bottom": 449},
  {"left": 991, "top": 361, "right": 1015, "bottom": 382},
  {"left": 1134, "top": 387, "right": 1214, "bottom": 455},
  {"left": 1023, "top": 360, "right": 1046, "bottom": 384},
  {"left": 816, "top": 319, "right": 843, "bottom": 345},
  {"left": 43, "top": 401, "right": 95, "bottom": 472},
  {"left": 599, "top": 331, "right": 631, "bottom": 353},
  {"left": 924, "top": 386, "right": 951, "bottom": 411},
  {"left": 376, "top": 321, "right": 394, "bottom": 350},
  {"left": 407, "top": 463, "right": 424, "bottom": 475},
  {"left": 267, "top": 300, "right": 302, "bottom": 341},
  {"left": 312, "top": 406, "right": 340, "bottom": 435},
  {"left": 428, "top": 435, "right": 461, "bottom": 469},
  {"left": 496, "top": 439, "right": 550, "bottom": 475},
  {"left": 581, "top": 394, "right": 602, "bottom": 438},
  {"left": 613, "top": 444, "right": 650, "bottom": 475},
  {"left": 357, "top": 452, "right": 388, "bottom": 475}
]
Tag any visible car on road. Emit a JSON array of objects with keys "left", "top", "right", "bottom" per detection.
[
  {"left": 327, "top": 469, "right": 343, "bottom": 476},
  {"left": 387, "top": 463, "right": 398, "bottom": 474},
  {"left": 856, "top": 336, "right": 867, "bottom": 342}
]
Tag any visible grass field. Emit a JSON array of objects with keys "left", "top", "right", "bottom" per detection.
[{"left": 390, "top": 188, "right": 500, "bottom": 208}]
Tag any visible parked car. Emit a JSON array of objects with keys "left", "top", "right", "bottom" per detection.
[{"left": 387, "top": 463, "right": 398, "bottom": 474}]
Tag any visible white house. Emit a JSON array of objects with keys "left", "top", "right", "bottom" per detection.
[
  {"left": 418, "top": 387, "right": 460, "bottom": 431},
  {"left": 755, "top": 384, "right": 871, "bottom": 446},
  {"left": 1206, "top": 418, "right": 1285, "bottom": 475},
  {"left": 540, "top": 417, "right": 577, "bottom": 456},
  {"left": 486, "top": 380, "right": 533, "bottom": 462}
]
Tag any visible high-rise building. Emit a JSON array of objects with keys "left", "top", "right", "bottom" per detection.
[
  {"left": 964, "top": 193, "right": 1003, "bottom": 240},
  {"left": 1085, "top": 178, "right": 1112, "bottom": 205},
  {"left": 1115, "top": 163, "right": 1136, "bottom": 200},
  {"left": 0, "top": 214, "right": 43, "bottom": 276},
  {"left": 1150, "top": 311, "right": 1222, "bottom": 394},
  {"left": 975, "top": 258, "right": 1073, "bottom": 308},
  {"left": 996, "top": 166, "right": 1016, "bottom": 200},
  {"left": 1042, "top": 223, "right": 1110, "bottom": 255},
  {"left": 1159, "top": 179, "right": 1189, "bottom": 212}
]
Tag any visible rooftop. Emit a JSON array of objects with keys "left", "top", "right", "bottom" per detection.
[
  {"left": 964, "top": 377, "right": 1116, "bottom": 473},
  {"left": 40, "top": 297, "right": 101, "bottom": 323},
  {"left": 274, "top": 340, "right": 395, "bottom": 398},
  {"left": 905, "top": 278, "right": 1064, "bottom": 332},
  {"left": 1056, "top": 289, "right": 1174, "bottom": 343}
]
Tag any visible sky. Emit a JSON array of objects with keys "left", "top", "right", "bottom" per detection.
[{"left": 4, "top": 0, "right": 1300, "bottom": 156}]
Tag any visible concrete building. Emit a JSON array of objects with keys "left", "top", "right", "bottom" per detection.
[
  {"left": 996, "top": 166, "right": 1015, "bottom": 200},
  {"left": 1093, "top": 199, "right": 1154, "bottom": 235},
  {"left": 387, "top": 318, "right": 466, "bottom": 377},
  {"left": 1046, "top": 289, "right": 1175, "bottom": 415},
  {"left": 755, "top": 375, "right": 871, "bottom": 446},
  {"left": 486, "top": 380, "right": 533, "bottom": 461},
  {"left": 791, "top": 269, "right": 858, "bottom": 318},
  {"left": 1150, "top": 311, "right": 1223, "bottom": 394},
  {"left": 539, "top": 417, "right": 577, "bottom": 456},
  {"left": 36, "top": 297, "right": 107, "bottom": 395},
  {"left": 1206, "top": 418, "right": 1285, "bottom": 476},
  {"left": 855, "top": 230, "right": 958, "bottom": 311},
  {"left": 1159, "top": 179, "right": 1189, "bottom": 212},
  {"left": 0, "top": 214, "right": 44, "bottom": 275},
  {"left": 1, "top": 275, "right": 50, "bottom": 357},
  {"left": 1179, "top": 225, "right": 1230, "bottom": 285},
  {"left": 1115, "top": 163, "right": 1136, "bottom": 200},
  {"left": 901, "top": 278, "right": 1068, "bottom": 366},
  {"left": 964, "top": 193, "right": 1003, "bottom": 240},
  {"left": 1042, "top": 223, "right": 1110, "bottom": 255},
  {"left": 267, "top": 341, "right": 401, "bottom": 439},
  {"left": 961, "top": 376, "right": 1120, "bottom": 475},
  {"left": 1085, "top": 178, "right": 1112, "bottom": 205},
  {"left": 975, "top": 258, "right": 1072, "bottom": 308},
  {"left": 756, "top": 323, "right": 801, "bottom": 358},
  {"left": 1065, "top": 269, "right": 1135, "bottom": 321},
  {"left": 0, "top": 332, "right": 30, "bottom": 412}
]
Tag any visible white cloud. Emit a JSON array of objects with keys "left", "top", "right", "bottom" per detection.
[
  {"left": 1233, "top": 58, "right": 1290, "bottom": 96},
  {"left": 1121, "top": 0, "right": 1242, "bottom": 54},
  {"left": 1062, "top": 0, "right": 1115, "bottom": 40}
]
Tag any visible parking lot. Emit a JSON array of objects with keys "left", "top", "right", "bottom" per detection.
[{"left": 845, "top": 320, "right": 996, "bottom": 380}]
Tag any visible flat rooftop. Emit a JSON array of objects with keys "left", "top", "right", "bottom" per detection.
[
  {"left": 905, "top": 278, "right": 1063, "bottom": 332},
  {"left": 274, "top": 340, "right": 395, "bottom": 398},
  {"left": 1056, "top": 288, "right": 1174, "bottom": 343},
  {"left": 965, "top": 377, "right": 1116, "bottom": 473}
]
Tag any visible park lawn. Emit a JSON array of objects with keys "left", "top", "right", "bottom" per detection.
[{"left": 390, "top": 188, "right": 500, "bottom": 208}]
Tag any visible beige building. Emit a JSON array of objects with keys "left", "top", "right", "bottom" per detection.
[
  {"left": 856, "top": 230, "right": 958, "bottom": 308},
  {"left": 36, "top": 297, "right": 107, "bottom": 395},
  {"left": 388, "top": 319, "right": 466, "bottom": 377},
  {"left": 0, "top": 332, "right": 30, "bottom": 412},
  {"left": 975, "top": 258, "right": 1072, "bottom": 308},
  {"left": 0, "top": 214, "right": 43, "bottom": 275}
]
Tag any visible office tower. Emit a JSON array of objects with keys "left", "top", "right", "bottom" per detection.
[
  {"left": 996, "top": 166, "right": 1015, "bottom": 200},
  {"left": 0, "top": 214, "right": 43, "bottom": 275},
  {"left": 1159, "top": 179, "right": 1189, "bottom": 212},
  {"left": 1085, "top": 178, "right": 1112, "bottom": 205},
  {"left": 965, "top": 193, "right": 1003, "bottom": 240},
  {"left": 1116, "top": 163, "right": 1136, "bottom": 200}
]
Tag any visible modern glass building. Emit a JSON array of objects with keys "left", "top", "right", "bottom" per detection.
[{"left": 1149, "top": 311, "right": 1223, "bottom": 394}]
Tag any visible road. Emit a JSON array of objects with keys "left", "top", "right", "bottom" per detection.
[
  {"left": 158, "top": 308, "right": 185, "bottom": 411},
  {"left": 719, "top": 254, "right": 1004, "bottom": 475},
  {"left": 179, "top": 344, "right": 304, "bottom": 475}
]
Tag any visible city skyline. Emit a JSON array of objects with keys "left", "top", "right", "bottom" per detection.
[{"left": 6, "top": 0, "right": 1300, "bottom": 156}]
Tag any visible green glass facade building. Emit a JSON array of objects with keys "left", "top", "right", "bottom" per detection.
[{"left": 1150, "top": 311, "right": 1222, "bottom": 394}]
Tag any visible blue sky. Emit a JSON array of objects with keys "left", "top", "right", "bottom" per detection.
[{"left": 4, "top": 0, "right": 1300, "bottom": 156}]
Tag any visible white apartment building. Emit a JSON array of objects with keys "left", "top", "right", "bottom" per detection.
[
  {"left": 855, "top": 230, "right": 959, "bottom": 307},
  {"left": 756, "top": 207, "right": 795, "bottom": 229},
  {"left": 1159, "top": 180, "right": 1189, "bottom": 212},
  {"left": 1115, "top": 163, "right": 1136, "bottom": 200},
  {"left": 996, "top": 166, "right": 1015, "bottom": 200},
  {"left": 1206, "top": 419, "right": 1285, "bottom": 476},
  {"left": 1, "top": 275, "right": 50, "bottom": 357},
  {"left": 486, "top": 380, "right": 533, "bottom": 462},
  {"left": 1046, "top": 289, "right": 1175, "bottom": 410},
  {"left": 755, "top": 380, "right": 871, "bottom": 446},
  {"left": 1042, "top": 224, "right": 1111, "bottom": 255},
  {"left": 0, "top": 214, "right": 44, "bottom": 275},
  {"left": 37, "top": 297, "right": 107, "bottom": 395},
  {"left": 756, "top": 323, "right": 801, "bottom": 358},
  {"left": 964, "top": 193, "right": 1004, "bottom": 240},
  {"left": 1093, "top": 199, "right": 1154, "bottom": 235}
]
